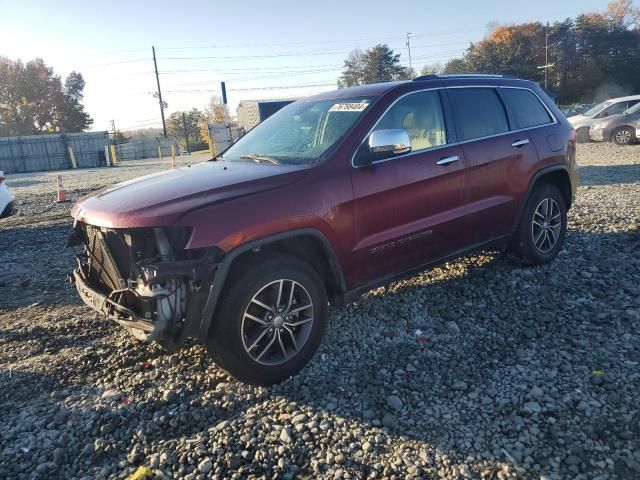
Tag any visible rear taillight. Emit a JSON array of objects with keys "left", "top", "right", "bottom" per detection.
[{"left": 569, "top": 129, "right": 576, "bottom": 141}]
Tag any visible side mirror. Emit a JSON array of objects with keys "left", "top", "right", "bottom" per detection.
[{"left": 368, "top": 129, "right": 411, "bottom": 156}]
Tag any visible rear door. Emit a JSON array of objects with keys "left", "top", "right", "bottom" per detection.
[
  {"left": 349, "top": 89, "right": 467, "bottom": 283},
  {"left": 447, "top": 86, "right": 540, "bottom": 244}
]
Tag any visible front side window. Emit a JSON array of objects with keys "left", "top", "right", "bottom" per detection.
[
  {"left": 371, "top": 90, "right": 447, "bottom": 152},
  {"left": 501, "top": 88, "right": 553, "bottom": 129},
  {"left": 584, "top": 101, "right": 611, "bottom": 117},
  {"left": 221, "top": 96, "right": 375, "bottom": 165},
  {"left": 601, "top": 102, "right": 628, "bottom": 117},
  {"left": 448, "top": 88, "right": 509, "bottom": 141}
]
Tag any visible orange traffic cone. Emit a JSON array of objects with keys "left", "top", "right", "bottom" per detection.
[{"left": 55, "top": 174, "right": 68, "bottom": 203}]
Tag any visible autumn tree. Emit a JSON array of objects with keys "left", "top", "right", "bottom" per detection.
[
  {"left": 167, "top": 108, "right": 205, "bottom": 149},
  {"left": 0, "top": 57, "right": 92, "bottom": 136},
  {"left": 442, "top": 58, "right": 468, "bottom": 74},
  {"left": 420, "top": 63, "right": 443, "bottom": 76},
  {"left": 438, "top": 0, "right": 640, "bottom": 103},
  {"left": 198, "top": 96, "right": 230, "bottom": 143},
  {"left": 338, "top": 44, "right": 408, "bottom": 87}
]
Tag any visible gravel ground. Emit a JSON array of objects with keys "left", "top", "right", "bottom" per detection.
[{"left": 0, "top": 144, "right": 639, "bottom": 480}]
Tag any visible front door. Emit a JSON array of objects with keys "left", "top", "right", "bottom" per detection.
[{"left": 349, "top": 89, "right": 467, "bottom": 284}]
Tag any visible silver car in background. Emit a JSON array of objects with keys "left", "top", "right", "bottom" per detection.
[
  {"left": 567, "top": 95, "right": 640, "bottom": 142},
  {"left": 589, "top": 102, "right": 640, "bottom": 145}
]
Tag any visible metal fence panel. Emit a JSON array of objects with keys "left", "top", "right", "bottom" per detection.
[
  {"left": 116, "top": 138, "right": 179, "bottom": 161},
  {"left": 0, "top": 132, "right": 109, "bottom": 174}
]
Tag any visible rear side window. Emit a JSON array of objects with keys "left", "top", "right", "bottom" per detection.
[
  {"left": 448, "top": 88, "right": 509, "bottom": 141},
  {"left": 501, "top": 88, "right": 553, "bottom": 129}
]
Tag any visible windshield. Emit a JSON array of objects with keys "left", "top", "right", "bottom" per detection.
[
  {"left": 221, "top": 96, "right": 375, "bottom": 165},
  {"left": 584, "top": 101, "right": 612, "bottom": 117},
  {"left": 624, "top": 102, "right": 640, "bottom": 115}
]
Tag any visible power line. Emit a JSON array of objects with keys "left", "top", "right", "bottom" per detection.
[
  {"left": 157, "top": 41, "right": 470, "bottom": 61},
  {"left": 154, "top": 29, "right": 481, "bottom": 50}
]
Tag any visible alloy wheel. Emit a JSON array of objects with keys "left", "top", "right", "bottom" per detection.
[
  {"left": 241, "top": 279, "right": 314, "bottom": 366},
  {"left": 615, "top": 129, "right": 631, "bottom": 144},
  {"left": 531, "top": 198, "right": 562, "bottom": 254}
]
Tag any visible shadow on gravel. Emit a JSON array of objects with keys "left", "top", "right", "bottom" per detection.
[
  {"left": 579, "top": 163, "right": 640, "bottom": 186},
  {"left": 0, "top": 223, "right": 78, "bottom": 310}
]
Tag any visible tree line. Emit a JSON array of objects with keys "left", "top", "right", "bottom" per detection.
[
  {"left": 0, "top": 57, "right": 92, "bottom": 136},
  {"left": 339, "top": 0, "right": 640, "bottom": 104}
]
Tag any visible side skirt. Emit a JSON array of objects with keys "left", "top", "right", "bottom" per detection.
[{"left": 341, "top": 234, "right": 512, "bottom": 305}]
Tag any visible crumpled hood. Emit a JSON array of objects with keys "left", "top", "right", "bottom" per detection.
[{"left": 71, "top": 161, "right": 308, "bottom": 228}]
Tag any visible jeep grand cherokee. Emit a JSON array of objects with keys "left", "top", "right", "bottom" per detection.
[{"left": 68, "top": 74, "right": 578, "bottom": 385}]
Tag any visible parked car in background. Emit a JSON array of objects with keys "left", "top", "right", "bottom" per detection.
[
  {"left": 568, "top": 95, "right": 640, "bottom": 142},
  {"left": 0, "top": 171, "right": 16, "bottom": 218},
  {"left": 68, "top": 75, "right": 578, "bottom": 385},
  {"left": 589, "top": 102, "right": 640, "bottom": 145},
  {"left": 561, "top": 103, "right": 594, "bottom": 117}
]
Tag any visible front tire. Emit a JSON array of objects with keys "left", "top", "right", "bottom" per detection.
[
  {"left": 206, "top": 254, "right": 328, "bottom": 385},
  {"left": 612, "top": 126, "right": 635, "bottom": 146},
  {"left": 576, "top": 127, "right": 590, "bottom": 143},
  {"left": 513, "top": 183, "right": 567, "bottom": 265}
]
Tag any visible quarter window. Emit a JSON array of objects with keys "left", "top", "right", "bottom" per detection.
[
  {"left": 372, "top": 90, "right": 447, "bottom": 152},
  {"left": 448, "top": 88, "right": 509, "bottom": 141},
  {"left": 501, "top": 88, "right": 553, "bottom": 129}
]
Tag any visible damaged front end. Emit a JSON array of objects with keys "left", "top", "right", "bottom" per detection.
[{"left": 67, "top": 222, "right": 221, "bottom": 348}]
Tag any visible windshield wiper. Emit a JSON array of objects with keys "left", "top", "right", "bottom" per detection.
[{"left": 239, "top": 153, "right": 281, "bottom": 165}]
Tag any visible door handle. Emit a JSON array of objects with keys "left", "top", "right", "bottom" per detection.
[
  {"left": 436, "top": 155, "right": 459, "bottom": 166},
  {"left": 511, "top": 139, "right": 530, "bottom": 148}
]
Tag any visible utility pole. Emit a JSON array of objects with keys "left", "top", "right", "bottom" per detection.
[
  {"left": 152, "top": 46, "right": 167, "bottom": 137},
  {"left": 406, "top": 32, "right": 413, "bottom": 75},
  {"left": 537, "top": 22, "right": 554, "bottom": 89},
  {"left": 182, "top": 112, "right": 190, "bottom": 154},
  {"left": 111, "top": 119, "right": 117, "bottom": 150}
]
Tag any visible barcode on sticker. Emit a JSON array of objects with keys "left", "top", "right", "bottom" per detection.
[{"left": 329, "top": 102, "right": 369, "bottom": 112}]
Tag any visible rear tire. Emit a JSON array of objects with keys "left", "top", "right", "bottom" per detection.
[
  {"left": 612, "top": 126, "right": 635, "bottom": 146},
  {"left": 206, "top": 254, "right": 328, "bottom": 385},
  {"left": 512, "top": 183, "right": 567, "bottom": 265}
]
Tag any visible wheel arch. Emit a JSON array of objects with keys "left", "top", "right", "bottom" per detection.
[
  {"left": 197, "top": 228, "right": 346, "bottom": 339},
  {"left": 513, "top": 165, "right": 573, "bottom": 233}
]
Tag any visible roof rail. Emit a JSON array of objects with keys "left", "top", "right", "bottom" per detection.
[{"left": 412, "top": 73, "right": 505, "bottom": 81}]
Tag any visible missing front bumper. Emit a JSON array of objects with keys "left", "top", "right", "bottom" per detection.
[{"left": 71, "top": 269, "right": 155, "bottom": 334}]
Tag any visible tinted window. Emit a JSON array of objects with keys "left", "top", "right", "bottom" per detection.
[
  {"left": 373, "top": 90, "right": 447, "bottom": 152},
  {"left": 501, "top": 88, "right": 553, "bottom": 129},
  {"left": 448, "top": 88, "right": 509, "bottom": 141}
]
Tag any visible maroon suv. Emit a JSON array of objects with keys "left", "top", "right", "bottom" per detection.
[{"left": 69, "top": 75, "right": 578, "bottom": 385}]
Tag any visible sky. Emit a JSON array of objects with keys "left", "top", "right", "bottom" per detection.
[{"left": 1, "top": 0, "right": 613, "bottom": 133}]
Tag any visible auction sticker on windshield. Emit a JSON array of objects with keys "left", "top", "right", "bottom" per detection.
[{"left": 329, "top": 102, "right": 369, "bottom": 112}]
